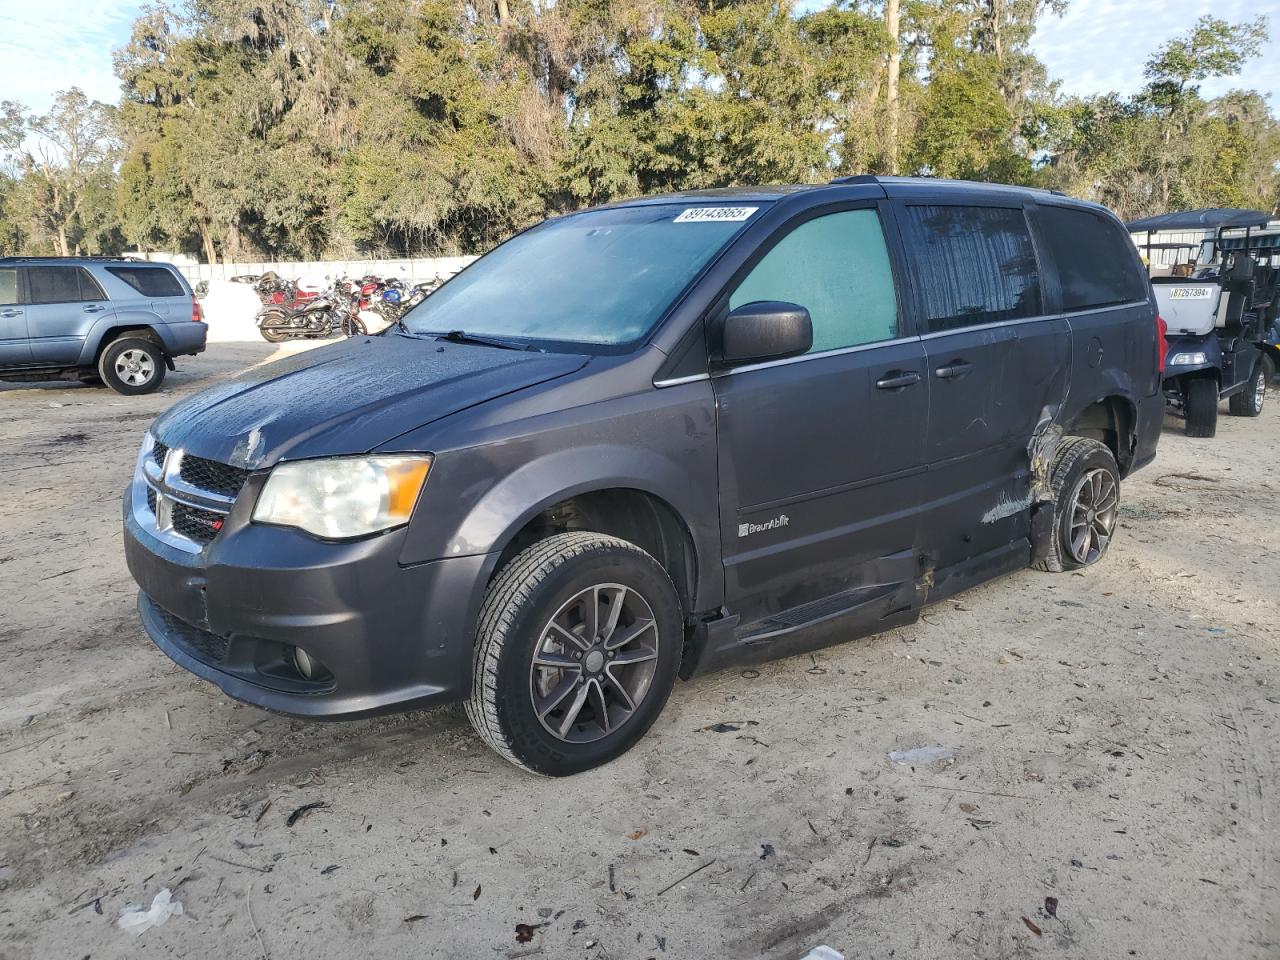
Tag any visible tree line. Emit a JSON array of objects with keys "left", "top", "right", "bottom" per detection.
[{"left": 0, "top": 2, "right": 1274, "bottom": 262}]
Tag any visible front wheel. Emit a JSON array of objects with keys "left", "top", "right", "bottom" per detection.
[
  {"left": 98, "top": 337, "right": 166, "bottom": 395},
  {"left": 466, "top": 532, "right": 683, "bottom": 776},
  {"left": 1034, "top": 437, "right": 1120, "bottom": 573},
  {"left": 1228, "top": 360, "right": 1267, "bottom": 417},
  {"left": 1184, "top": 377, "right": 1219, "bottom": 437}
]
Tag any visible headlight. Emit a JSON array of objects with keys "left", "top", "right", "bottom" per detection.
[
  {"left": 252, "top": 455, "right": 432, "bottom": 539},
  {"left": 1170, "top": 351, "right": 1207, "bottom": 366}
]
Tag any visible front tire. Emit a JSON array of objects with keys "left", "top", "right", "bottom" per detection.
[
  {"left": 1034, "top": 437, "right": 1120, "bottom": 573},
  {"left": 1228, "top": 360, "right": 1266, "bottom": 417},
  {"left": 466, "top": 532, "right": 683, "bottom": 776},
  {"left": 98, "top": 337, "right": 166, "bottom": 395},
  {"left": 1184, "top": 377, "right": 1219, "bottom": 437}
]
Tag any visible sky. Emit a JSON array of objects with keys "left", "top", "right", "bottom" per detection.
[{"left": 0, "top": 0, "right": 1276, "bottom": 115}]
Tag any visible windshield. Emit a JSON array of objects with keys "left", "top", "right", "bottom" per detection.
[{"left": 400, "top": 203, "right": 761, "bottom": 351}]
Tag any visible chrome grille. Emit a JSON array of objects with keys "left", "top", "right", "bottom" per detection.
[
  {"left": 137, "top": 437, "right": 242, "bottom": 552},
  {"left": 179, "top": 455, "right": 250, "bottom": 499}
]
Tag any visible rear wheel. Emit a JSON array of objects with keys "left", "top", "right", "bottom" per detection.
[
  {"left": 1034, "top": 437, "right": 1120, "bottom": 573},
  {"left": 1184, "top": 377, "right": 1218, "bottom": 437},
  {"left": 1228, "top": 360, "right": 1266, "bottom": 417},
  {"left": 257, "top": 313, "right": 292, "bottom": 343},
  {"left": 466, "top": 532, "right": 683, "bottom": 776},
  {"left": 98, "top": 337, "right": 166, "bottom": 395}
]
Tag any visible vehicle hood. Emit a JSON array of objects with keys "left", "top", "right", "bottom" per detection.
[{"left": 151, "top": 335, "right": 589, "bottom": 469}]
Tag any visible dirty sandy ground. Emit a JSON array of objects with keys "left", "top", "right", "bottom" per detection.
[{"left": 1, "top": 343, "right": 1277, "bottom": 960}]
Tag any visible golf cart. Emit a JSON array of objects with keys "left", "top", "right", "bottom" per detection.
[
  {"left": 1128, "top": 208, "right": 1280, "bottom": 437},
  {"left": 1220, "top": 227, "right": 1280, "bottom": 384}
]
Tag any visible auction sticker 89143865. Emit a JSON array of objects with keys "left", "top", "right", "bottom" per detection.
[{"left": 673, "top": 206, "right": 759, "bottom": 223}]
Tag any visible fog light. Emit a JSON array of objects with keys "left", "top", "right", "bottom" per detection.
[
  {"left": 1171, "top": 351, "right": 1207, "bottom": 365},
  {"left": 293, "top": 646, "right": 317, "bottom": 680}
]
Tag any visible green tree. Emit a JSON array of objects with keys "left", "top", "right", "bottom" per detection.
[{"left": 0, "top": 89, "right": 120, "bottom": 255}]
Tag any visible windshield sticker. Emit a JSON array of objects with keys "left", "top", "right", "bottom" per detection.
[
  {"left": 674, "top": 206, "right": 759, "bottom": 224},
  {"left": 1169, "top": 287, "right": 1214, "bottom": 299}
]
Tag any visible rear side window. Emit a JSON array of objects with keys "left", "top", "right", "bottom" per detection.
[
  {"left": 106, "top": 266, "right": 186, "bottom": 298},
  {"left": 0, "top": 268, "right": 16, "bottom": 306},
  {"left": 26, "top": 266, "right": 104, "bottom": 304},
  {"left": 1036, "top": 206, "right": 1148, "bottom": 310},
  {"left": 900, "top": 205, "right": 1042, "bottom": 332},
  {"left": 730, "top": 209, "right": 899, "bottom": 354}
]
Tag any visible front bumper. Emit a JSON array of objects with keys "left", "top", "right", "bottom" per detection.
[{"left": 124, "top": 485, "right": 492, "bottom": 718}]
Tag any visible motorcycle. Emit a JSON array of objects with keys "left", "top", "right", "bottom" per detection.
[
  {"left": 372, "top": 277, "right": 439, "bottom": 323},
  {"left": 256, "top": 283, "right": 367, "bottom": 342}
]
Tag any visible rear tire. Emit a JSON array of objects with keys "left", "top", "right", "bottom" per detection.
[
  {"left": 1184, "top": 377, "right": 1218, "bottom": 437},
  {"left": 98, "top": 337, "right": 166, "bottom": 395},
  {"left": 466, "top": 532, "right": 683, "bottom": 776},
  {"left": 1033, "top": 437, "right": 1120, "bottom": 574},
  {"left": 1227, "top": 361, "right": 1266, "bottom": 417}
]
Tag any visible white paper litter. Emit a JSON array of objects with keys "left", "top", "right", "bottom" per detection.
[
  {"left": 888, "top": 745, "right": 956, "bottom": 764},
  {"left": 117, "top": 888, "right": 184, "bottom": 936},
  {"left": 799, "top": 946, "right": 844, "bottom": 960}
]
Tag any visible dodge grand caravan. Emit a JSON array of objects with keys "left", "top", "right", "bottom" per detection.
[{"left": 124, "top": 177, "right": 1163, "bottom": 775}]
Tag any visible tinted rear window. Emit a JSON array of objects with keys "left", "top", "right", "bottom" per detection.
[
  {"left": 900, "top": 205, "right": 1042, "bottom": 332},
  {"left": 26, "top": 266, "right": 104, "bottom": 303},
  {"left": 1036, "top": 205, "right": 1148, "bottom": 310},
  {"left": 106, "top": 266, "right": 186, "bottom": 298}
]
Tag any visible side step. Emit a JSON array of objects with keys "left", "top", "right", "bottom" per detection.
[
  {"left": 740, "top": 582, "right": 900, "bottom": 643},
  {"left": 683, "top": 580, "right": 917, "bottom": 678}
]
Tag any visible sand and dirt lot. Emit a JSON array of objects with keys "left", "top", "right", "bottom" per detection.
[{"left": 1, "top": 342, "right": 1277, "bottom": 959}]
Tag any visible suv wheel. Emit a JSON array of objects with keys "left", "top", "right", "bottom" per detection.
[
  {"left": 1184, "top": 377, "right": 1218, "bottom": 437},
  {"left": 1034, "top": 437, "right": 1120, "bottom": 573},
  {"left": 466, "top": 532, "right": 683, "bottom": 776},
  {"left": 1227, "top": 361, "right": 1266, "bottom": 417},
  {"left": 99, "top": 337, "right": 166, "bottom": 395}
]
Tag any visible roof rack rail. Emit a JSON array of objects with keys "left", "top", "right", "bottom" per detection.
[
  {"left": 0, "top": 255, "right": 145, "bottom": 263},
  {"left": 830, "top": 174, "right": 880, "bottom": 185}
]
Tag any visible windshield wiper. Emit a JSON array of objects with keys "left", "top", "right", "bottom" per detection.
[{"left": 435, "top": 330, "right": 540, "bottom": 352}]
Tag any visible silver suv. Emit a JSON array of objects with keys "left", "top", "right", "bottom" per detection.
[{"left": 0, "top": 256, "right": 207, "bottom": 394}]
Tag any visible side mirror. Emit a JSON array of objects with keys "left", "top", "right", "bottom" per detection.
[{"left": 719, "top": 301, "right": 812, "bottom": 365}]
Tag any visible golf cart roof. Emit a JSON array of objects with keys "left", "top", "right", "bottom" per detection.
[{"left": 1126, "top": 208, "right": 1270, "bottom": 233}]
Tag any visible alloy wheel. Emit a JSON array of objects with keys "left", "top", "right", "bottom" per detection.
[
  {"left": 1066, "top": 466, "right": 1118, "bottom": 565},
  {"left": 115, "top": 349, "right": 156, "bottom": 386},
  {"left": 529, "top": 583, "right": 660, "bottom": 744}
]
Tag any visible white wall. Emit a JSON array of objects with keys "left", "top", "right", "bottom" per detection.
[{"left": 176, "top": 256, "right": 477, "bottom": 286}]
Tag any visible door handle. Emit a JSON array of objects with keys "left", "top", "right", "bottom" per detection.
[
  {"left": 875, "top": 370, "right": 921, "bottom": 390},
  {"left": 82, "top": 304, "right": 105, "bottom": 313},
  {"left": 934, "top": 360, "right": 973, "bottom": 380},
  {"left": 0, "top": 308, "right": 20, "bottom": 318}
]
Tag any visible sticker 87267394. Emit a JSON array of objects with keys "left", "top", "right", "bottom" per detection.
[{"left": 673, "top": 206, "right": 759, "bottom": 224}]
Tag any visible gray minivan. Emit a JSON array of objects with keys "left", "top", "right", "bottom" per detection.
[
  {"left": 124, "top": 177, "right": 1163, "bottom": 775},
  {"left": 0, "top": 256, "right": 206, "bottom": 394}
]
